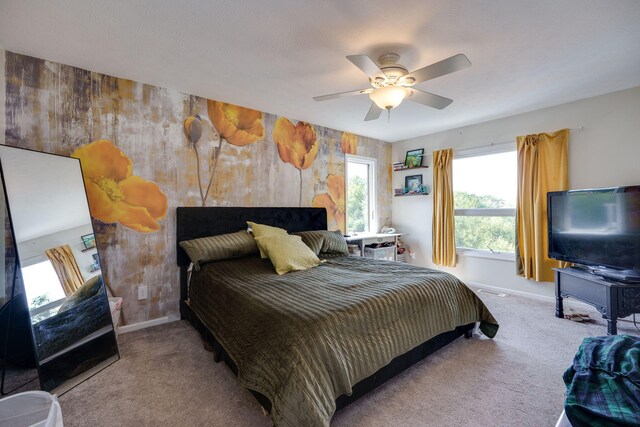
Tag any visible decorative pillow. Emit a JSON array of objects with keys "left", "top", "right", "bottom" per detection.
[
  {"left": 254, "top": 234, "right": 321, "bottom": 275},
  {"left": 58, "top": 275, "right": 103, "bottom": 313},
  {"left": 247, "top": 221, "right": 288, "bottom": 258},
  {"left": 179, "top": 230, "right": 258, "bottom": 270},
  {"left": 293, "top": 230, "right": 348, "bottom": 255}
]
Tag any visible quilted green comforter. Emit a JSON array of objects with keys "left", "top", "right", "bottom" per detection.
[{"left": 189, "top": 255, "right": 498, "bottom": 426}]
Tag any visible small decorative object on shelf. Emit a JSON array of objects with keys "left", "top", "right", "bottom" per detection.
[
  {"left": 395, "top": 183, "right": 430, "bottom": 196},
  {"left": 392, "top": 161, "right": 406, "bottom": 171},
  {"left": 404, "top": 148, "right": 424, "bottom": 168}
]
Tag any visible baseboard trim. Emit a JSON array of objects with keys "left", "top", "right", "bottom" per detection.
[
  {"left": 117, "top": 316, "right": 179, "bottom": 334},
  {"left": 467, "top": 281, "right": 595, "bottom": 311},
  {"left": 467, "top": 281, "right": 555, "bottom": 302}
]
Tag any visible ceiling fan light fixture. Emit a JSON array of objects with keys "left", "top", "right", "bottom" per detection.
[{"left": 369, "top": 86, "right": 408, "bottom": 110}]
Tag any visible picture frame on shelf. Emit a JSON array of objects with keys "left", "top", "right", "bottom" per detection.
[
  {"left": 404, "top": 174, "right": 423, "bottom": 193},
  {"left": 81, "top": 233, "right": 96, "bottom": 250},
  {"left": 404, "top": 148, "right": 424, "bottom": 168}
]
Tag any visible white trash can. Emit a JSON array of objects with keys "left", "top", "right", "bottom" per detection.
[{"left": 0, "top": 391, "right": 63, "bottom": 427}]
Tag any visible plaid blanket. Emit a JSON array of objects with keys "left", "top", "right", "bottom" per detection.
[{"left": 563, "top": 335, "right": 640, "bottom": 427}]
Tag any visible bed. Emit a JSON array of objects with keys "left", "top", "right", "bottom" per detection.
[{"left": 176, "top": 207, "right": 498, "bottom": 427}]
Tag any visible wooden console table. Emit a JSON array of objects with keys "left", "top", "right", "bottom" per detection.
[{"left": 554, "top": 268, "right": 640, "bottom": 335}]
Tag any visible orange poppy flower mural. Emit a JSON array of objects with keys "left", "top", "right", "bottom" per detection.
[
  {"left": 312, "top": 175, "right": 346, "bottom": 232},
  {"left": 273, "top": 117, "right": 318, "bottom": 206},
  {"left": 341, "top": 132, "right": 358, "bottom": 155},
  {"left": 207, "top": 100, "right": 265, "bottom": 146},
  {"left": 183, "top": 101, "right": 265, "bottom": 206},
  {"left": 71, "top": 140, "right": 168, "bottom": 233}
]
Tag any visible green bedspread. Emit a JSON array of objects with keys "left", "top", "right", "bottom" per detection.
[{"left": 189, "top": 255, "right": 498, "bottom": 427}]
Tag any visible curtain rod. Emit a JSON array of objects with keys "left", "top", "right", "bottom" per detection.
[{"left": 453, "top": 126, "right": 583, "bottom": 155}]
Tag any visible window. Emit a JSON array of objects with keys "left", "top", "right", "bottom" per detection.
[
  {"left": 453, "top": 149, "right": 516, "bottom": 254},
  {"left": 21, "top": 260, "right": 66, "bottom": 310},
  {"left": 346, "top": 155, "right": 376, "bottom": 233}
]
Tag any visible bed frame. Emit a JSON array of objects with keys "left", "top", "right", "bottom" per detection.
[{"left": 176, "top": 206, "right": 474, "bottom": 414}]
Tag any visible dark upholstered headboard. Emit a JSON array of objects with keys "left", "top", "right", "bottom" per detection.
[
  {"left": 176, "top": 207, "right": 328, "bottom": 267},
  {"left": 176, "top": 207, "right": 327, "bottom": 319}
]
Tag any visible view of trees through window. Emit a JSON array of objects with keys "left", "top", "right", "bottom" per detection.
[
  {"left": 22, "top": 261, "right": 66, "bottom": 310},
  {"left": 347, "top": 175, "right": 367, "bottom": 232},
  {"left": 346, "top": 159, "right": 372, "bottom": 233},
  {"left": 454, "top": 192, "right": 516, "bottom": 253},
  {"left": 453, "top": 150, "right": 517, "bottom": 253}
]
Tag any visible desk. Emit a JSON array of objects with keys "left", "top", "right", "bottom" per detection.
[
  {"left": 345, "top": 233, "right": 403, "bottom": 261},
  {"left": 554, "top": 268, "right": 640, "bottom": 335}
]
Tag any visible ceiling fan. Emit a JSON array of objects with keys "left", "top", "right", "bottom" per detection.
[{"left": 313, "top": 53, "right": 471, "bottom": 121}]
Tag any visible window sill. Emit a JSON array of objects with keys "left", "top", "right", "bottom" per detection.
[{"left": 456, "top": 249, "right": 515, "bottom": 262}]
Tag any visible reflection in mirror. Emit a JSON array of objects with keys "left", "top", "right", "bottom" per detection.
[{"left": 0, "top": 145, "right": 119, "bottom": 394}]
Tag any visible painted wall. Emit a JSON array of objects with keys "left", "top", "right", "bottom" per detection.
[
  {"left": 392, "top": 86, "right": 640, "bottom": 298},
  {"left": 19, "top": 224, "right": 99, "bottom": 278},
  {"left": 3, "top": 51, "right": 392, "bottom": 325}
]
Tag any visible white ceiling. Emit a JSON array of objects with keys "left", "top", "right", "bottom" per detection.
[{"left": 1, "top": 0, "right": 639, "bottom": 142}]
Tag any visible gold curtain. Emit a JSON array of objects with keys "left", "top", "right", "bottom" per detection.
[
  {"left": 45, "top": 244, "right": 85, "bottom": 296},
  {"left": 516, "top": 129, "right": 569, "bottom": 282},
  {"left": 432, "top": 148, "right": 456, "bottom": 266}
]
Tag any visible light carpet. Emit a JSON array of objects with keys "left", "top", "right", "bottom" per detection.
[{"left": 57, "top": 291, "right": 639, "bottom": 426}]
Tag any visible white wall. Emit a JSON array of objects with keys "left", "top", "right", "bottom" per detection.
[
  {"left": 392, "top": 86, "right": 640, "bottom": 298},
  {"left": 19, "top": 224, "right": 101, "bottom": 280}
]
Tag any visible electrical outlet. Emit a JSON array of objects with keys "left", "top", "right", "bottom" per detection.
[{"left": 137, "top": 285, "right": 148, "bottom": 300}]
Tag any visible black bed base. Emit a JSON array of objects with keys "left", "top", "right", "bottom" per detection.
[
  {"left": 183, "top": 300, "right": 474, "bottom": 414},
  {"left": 175, "top": 207, "right": 475, "bottom": 415}
]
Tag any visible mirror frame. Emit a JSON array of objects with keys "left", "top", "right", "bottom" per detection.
[
  {"left": 0, "top": 170, "right": 37, "bottom": 395},
  {"left": 0, "top": 145, "right": 119, "bottom": 394}
]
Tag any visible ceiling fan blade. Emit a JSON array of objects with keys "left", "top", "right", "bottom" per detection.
[
  {"left": 408, "top": 89, "right": 453, "bottom": 110},
  {"left": 313, "top": 88, "right": 372, "bottom": 102},
  {"left": 405, "top": 54, "right": 471, "bottom": 84},
  {"left": 347, "top": 54, "right": 388, "bottom": 79},
  {"left": 364, "top": 102, "right": 382, "bottom": 121}
]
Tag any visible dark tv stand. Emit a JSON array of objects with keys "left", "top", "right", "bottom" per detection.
[{"left": 554, "top": 268, "right": 640, "bottom": 335}]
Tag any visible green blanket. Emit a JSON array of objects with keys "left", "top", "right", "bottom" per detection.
[{"left": 189, "top": 255, "right": 498, "bottom": 426}]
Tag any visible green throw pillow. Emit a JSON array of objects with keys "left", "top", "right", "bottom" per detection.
[
  {"left": 254, "top": 234, "right": 321, "bottom": 275},
  {"left": 179, "top": 230, "right": 258, "bottom": 270},
  {"left": 294, "top": 230, "right": 348, "bottom": 255},
  {"left": 247, "top": 221, "right": 288, "bottom": 258}
]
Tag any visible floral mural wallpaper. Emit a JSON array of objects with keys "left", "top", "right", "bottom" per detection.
[{"left": 3, "top": 51, "right": 392, "bottom": 325}]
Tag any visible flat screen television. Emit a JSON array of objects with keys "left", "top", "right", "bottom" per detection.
[{"left": 547, "top": 185, "right": 640, "bottom": 282}]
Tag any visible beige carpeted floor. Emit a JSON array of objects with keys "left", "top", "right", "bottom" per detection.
[{"left": 56, "top": 291, "right": 639, "bottom": 427}]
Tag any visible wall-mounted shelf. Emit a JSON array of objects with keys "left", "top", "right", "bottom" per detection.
[
  {"left": 393, "top": 166, "right": 429, "bottom": 172},
  {"left": 394, "top": 193, "right": 429, "bottom": 197}
]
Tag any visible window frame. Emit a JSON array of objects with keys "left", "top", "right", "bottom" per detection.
[
  {"left": 453, "top": 146, "right": 517, "bottom": 260},
  {"left": 345, "top": 154, "right": 377, "bottom": 234},
  {"left": 21, "top": 259, "right": 67, "bottom": 311}
]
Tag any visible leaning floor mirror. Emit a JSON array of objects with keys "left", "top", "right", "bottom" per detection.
[{"left": 0, "top": 145, "right": 119, "bottom": 394}]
